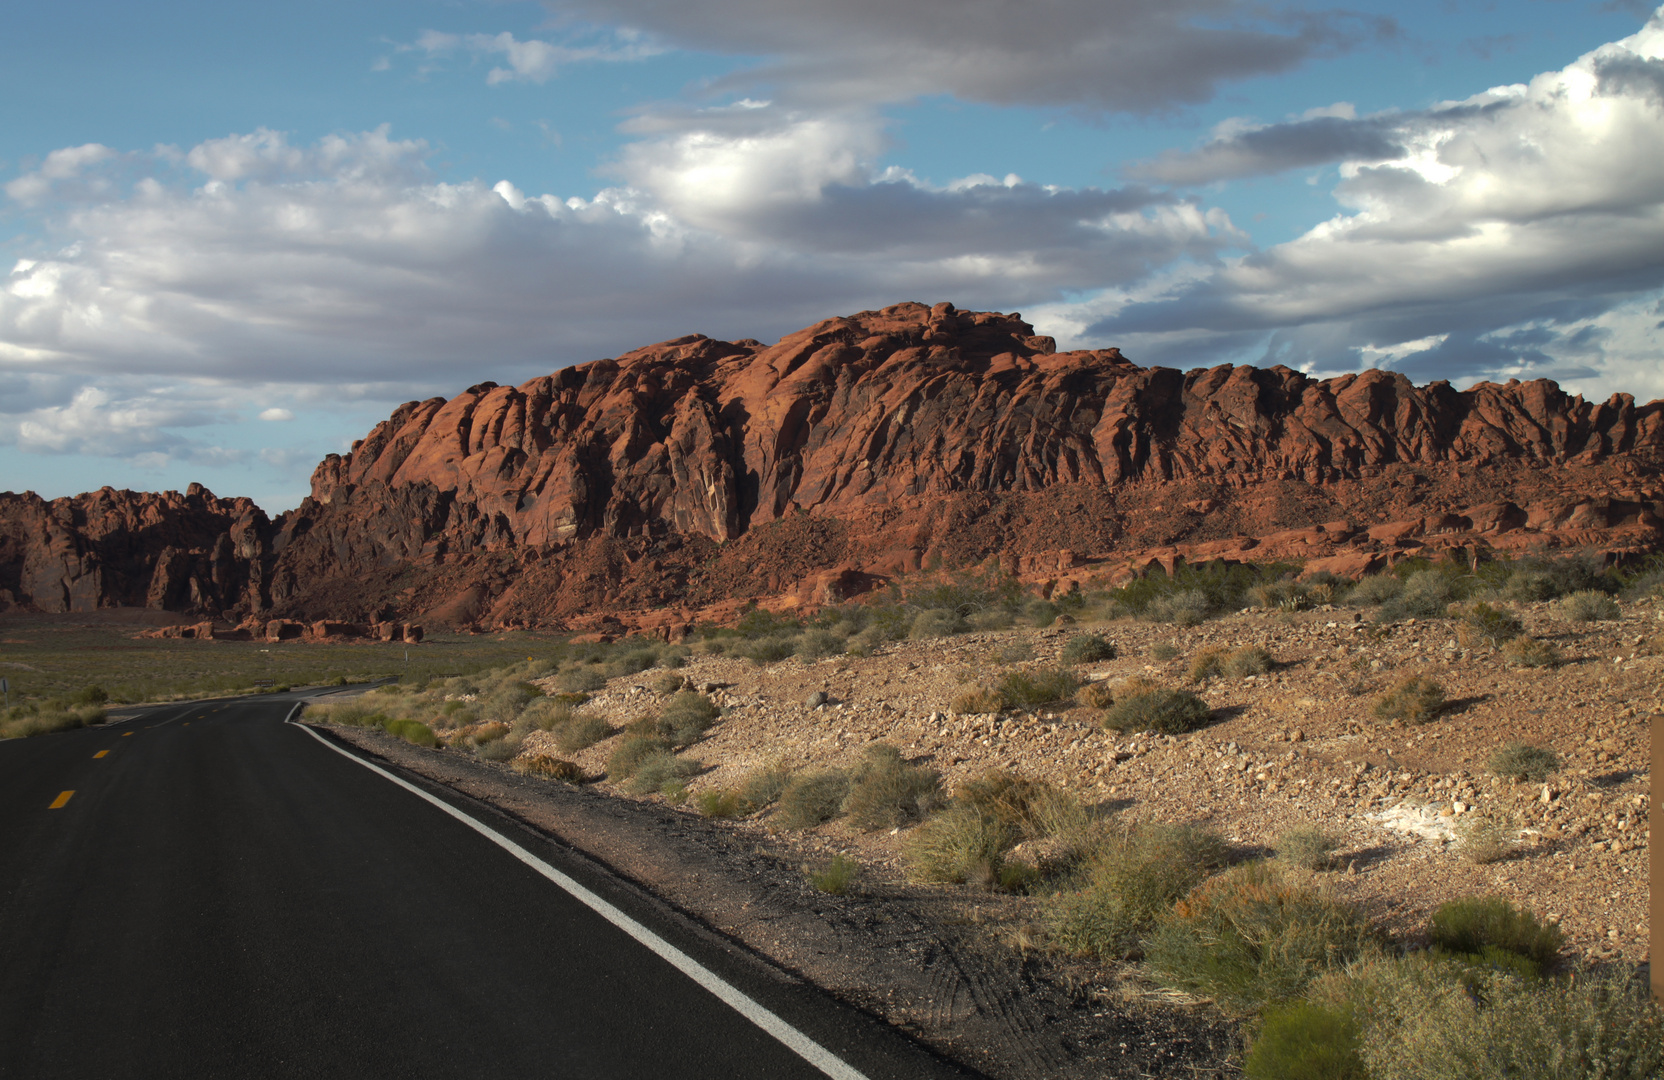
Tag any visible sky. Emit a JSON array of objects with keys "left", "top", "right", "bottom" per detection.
[{"left": 4, "top": 0, "right": 1664, "bottom": 514}]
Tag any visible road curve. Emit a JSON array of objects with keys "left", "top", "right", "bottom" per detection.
[{"left": 0, "top": 694, "right": 974, "bottom": 1079}]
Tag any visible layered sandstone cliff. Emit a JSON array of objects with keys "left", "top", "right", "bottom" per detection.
[{"left": 3, "top": 303, "right": 1661, "bottom": 627}]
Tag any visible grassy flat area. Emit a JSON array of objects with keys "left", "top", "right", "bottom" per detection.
[{"left": 0, "top": 613, "right": 571, "bottom": 705}]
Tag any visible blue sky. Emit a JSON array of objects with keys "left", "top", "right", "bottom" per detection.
[{"left": 4, "top": 0, "right": 1663, "bottom": 512}]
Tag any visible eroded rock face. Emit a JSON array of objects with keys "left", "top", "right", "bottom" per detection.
[{"left": 2, "top": 303, "right": 1660, "bottom": 627}]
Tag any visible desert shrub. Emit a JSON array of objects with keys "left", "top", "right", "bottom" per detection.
[
  {"left": 1277, "top": 825, "right": 1343, "bottom": 871},
  {"left": 1500, "top": 635, "right": 1562, "bottom": 669},
  {"left": 1048, "top": 822, "right": 1228, "bottom": 959},
  {"left": 840, "top": 744, "right": 942, "bottom": 830},
  {"left": 1487, "top": 741, "right": 1560, "bottom": 782},
  {"left": 68, "top": 685, "right": 109, "bottom": 706},
  {"left": 776, "top": 769, "right": 853, "bottom": 829},
  {"left": 482, "top": 680, "right": 543, "bottom": 722},
  {"left": 656, "top": 646, "right": 690, "bottom": 669},
  {"left": 385, "top": 718, "right": 438, "bottom": 748},
  {"left": 1455, "top": 602, "right": 1524, "bottom": 649},
  {"left": 997, "top": 666, "right": 1081, "bottom": 708},
  {"left": 968, "top": 608, "right": 1016, "bottom": 630},
  {"left": 0, "top": 705, "right": 106, "bottom": 739},
  {"left": 476, "top": 738, "right": 517, "bottom": 762},
  {"left": 1244, "top": 1001, "right": 1366, "bottom": 1080},
  {"left": 1350, "top": 574, "right": 1404, "bottom": 606},
  {"left": 647, "top": 671, "right": 684, "bottom": 695},
  {"left": 606, "top": 734, "right": 671, "bottom": 780},
  {"left": 1372, "top": 675, "right": 1445, "bottom": 724},
  {"left": 1502, "top": 568, "right": 1560, "bottom": 602},
  {"left": 950, "top": 685, "right": 1005, "bottom": 714},
  {"left": 513, "top": 754, "right": 584, "bottom": 783},
  {"left": 1224, "top": 645, "right": 1274, "bottom": 677},
  {"left": 1188, "top": 647, "right": 1227, "bottom": 683},
  {"left": 1248, "top": 581, "right": 1313, "bottom": 611},
  {"left": 624, "top": 749, "right": 702, "bottom": 795},
  {"left": 654, "top": 691, "right": 722, "bottom": 746},
  {"left": 954, "top": 771, "right": 1051, "bottom": 835},
  {"left": 1102, "top": 686, "right": 1212, "bottom": 734},
  {"left": 1024, "top": 598, "right": 1059, "bottom": 627},
  {"left": 807, "top": 854, "right": 861, "bottom": 896},
  {"left": 1455, "top": 805, "right": 1518, "bottom": 865},
  {"left": 1556, "top": 589, "right": 1620, "bottom": 622},
  {"left": 1074, "top": 680, "right": 1117, "bottom": 709},
  {"left": 1328, "top": 954, "right": 1664, "bottom": 1080},
  {"left": 740, "top": 635, "right": 800, "bottom": 664},
  {"left": 738, "top": 762, "right": 792, "bottom": 809},
  {"left": 557, "top": 667, "right": 608, "bottom": 694},
  {"left": 519, "top": 697, "right": 574, "bottom": 731},
  {"left": 1428, "top": 896, "right": 1562, "bottom": 972},
  {"left": 1378, "top": 569, "right": 1464, "bottom": 621},
  {"left": 906, "top": 806, "right": 1016, "bottom": 887},
  {"left": 1141, "top": 589, "right": 1209, "bottom": 626},
  {"left": 553, "top": 713, "right": 610, "bottom": 752},
  {"left": 910, "top": 607, "right": 969, "bottom": 639},
  {"left": 1145, "top": 861, "right": 1377, "bottom": 1014},
  {"left": 1060, "top": 633, "right": 1116, "bottom": 664},
  {"left": 694, "top": 788, "right": 745, "bottom": 818},
  {"left": 1150, "top": 642, "right": 1180, "bottom": 661},
  {"left": 994, "top": 639, "right": 1036, "bottom": 663},
  {"left": 796, "top": 628, "right": 846, "bottom": 660},
  {"left": 469, "top": 721, "right": 511, "bottom": 745}
]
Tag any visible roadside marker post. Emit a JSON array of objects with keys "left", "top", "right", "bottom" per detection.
[
  {"left": 1653, "top": 715, "right": 1660, "bottom": 1004},
  {"left": 1, "top": 676, "right": 8, "bottom": 710}
]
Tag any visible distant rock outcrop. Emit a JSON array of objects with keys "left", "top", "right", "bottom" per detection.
[{"left": 3, "top": 302, "right": 1661, "bottom": 629}]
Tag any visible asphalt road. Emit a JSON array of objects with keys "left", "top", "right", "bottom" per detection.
[{"left": 0, "top": 695, "right": 972, "bottom": 1079}]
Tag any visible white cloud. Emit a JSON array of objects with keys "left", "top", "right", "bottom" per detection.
[
  {"left": 258, "top": 407, "right": 294, "bottom": 421},
  {"left": 408, "top": 28, "right": 660, "bottom": 84},
  {"left": 1078, "top": 8, "right": 1664, "bottom": 401},
  {"left": 5, "top": 144, "right": 119, "bottom": 206}
]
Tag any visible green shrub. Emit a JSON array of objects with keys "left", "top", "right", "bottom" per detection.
[
  {"left": 1226, "top": 645, "right": 1274, "bottom": 677},
  {"left": 623, "top": 749, "right": 702, "bottom": 795},
  {"left": 1500, "top": 635, "right": 1562, "bottom": 669},
  {"left": 654, "top": 691, "right": 722, "bottom": 747},
  {"left": 554, "top": 713, "right": 611, "bottom": 752},
  {"left": 1428, "top": 896, "right": 1562, "bottom": 972},
  {"left": 1502, "top": 569, "right": 1560, "bottom": 602},
  {"left": 776, "top": 769, "right": 853, "bottom": 829},
  {"left": 385, "top": 718, "right": 438, "bottom": 748},
  {"left": 1331, "top": 954, "right": 1664, "bottom": 1080},
  {"left": 740, "top": 636, "right": 799, "bottom": 664},
  {"left": 840, "top": 744, "right": 942, "bottom": 830},
  {"left": 738, "top": 762, "right": 792, "bottom": 809},
  {"left": 1060, "top": 633, "right": 1116, "bottom": 664},
  {"left": 1024, "top": 598, "right": 1059, "bottom": 627},
  {"left": 607, "top": 734, "right": 672, "bottom": 780},
  {"left": 1487, "top": 742, "right": 1560, "bottom": 782},
  {"left": 694, "top": 788, "right": 745, "bottom": 818},
  {"left": 68, "top": 685, "right": 110, "bottom": 706},
  {"left": 557, "top": 667, "right": 608, "bottom": 693},
  {"left": 1047, "top": 822, "right": 1228, "bottom": 958},
  {"left": 657, "top": 646, "right": 689, "bottom": 669},
  {"left": 1248, "top": 581, "right": 1314, "bottom": 612},
  {"left": 1556, "top": 590, "right": 1620, "bottom": 622},
  {"left": 476, "top": 737, "right": 517, "bottom": 761},
  {"left": 1372, "top": 675, "right": 1445, "bottom": 724},
  {"left": 996, "top": 666, "right": 1081, "bottom": 708},
  {"left": 910, "top": 607, "right": 969, "bottom": 639},
  {"left": 807, "top": 853, "right": 861, "bottom": 896},
  {"left": 1350, "top": 574, "right": 1404, "bottom": 606},
  {"left": 1277, "top": 825, "right": 1343, "bottom": 871},
  {"left": 1455, "top": 602, "right": 1524, "bottom": 648},
  {"left": 994, "top": 639, "right": 1036, "bottom": 664},
  {"left": 512, "top": 754, "right": 585, "bottom": 783},
  {"left": 1142, "top": 589, "right": 1209, "bottom": 625},
  {"left": 1150, "top": 642, "right": 1180, "bottom": 661},
  {"left": 796, "top": 628, "right": 846, "bottom": 659},
  {"left": 520, "top": 697, "right": 574, "bottom": 731},
  {"left": 1102, "top": 687, "right": 1212, "bottom": 734},
  {"left": 1145, "top": 861, "right": 1376, "bottom": 1014},
  {"left": 905, "top": 806, "right": 1016, "bottom": 887},
  {"left": 1245, "top": 1001, "right": 1366, "bottom": 1080},
  {"left": 482, "top": 680, "right": 543, "bottom": 722},
  {"left": 648, "top": 670, "right": 684, "bottom": 695}
]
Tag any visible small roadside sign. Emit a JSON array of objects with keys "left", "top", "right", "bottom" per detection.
[{"left": 1, "top": 676, "right": 8, "bottom": 708}]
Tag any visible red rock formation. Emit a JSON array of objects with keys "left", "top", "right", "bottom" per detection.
[{"left": 3, "top": 303, "right": 1661, "bottom": 627}]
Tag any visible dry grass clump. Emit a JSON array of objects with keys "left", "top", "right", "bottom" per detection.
[
  {"left": 1556, "top": 589, "right": 1621, "bottom": 622},
  {"left": 647, "top": 670, "right": 684, "bottom": 695},
  {"left": 1371, "top": 675, "right": 1445, "bottom": 724},
  {"left": 0, "top": 704, "right": 107, "bottom": 739},
  {"left": 512, "top": 754, "right": 585, "bottom": 783},
  {"left": 905, "top": 806, "right": 1018, "bottom": 889},
  {"left": 553, "top": 713, "right": 612, "bottom": 752},
  {"left": 1500, "top": 635, "right": 1562, "bottom": 668},
  {"left": 1455, "top": 805, "right": 1519, "bottom": 865},
  {"left": 1059, "top": 633, "right": 1116, "bottom": 664},
  {"left": 950, "top": 685, "right": 1005, "bottom": 715},
  {"left": 776, "top": 768, "right": 853, "bottom": 829},
  {"left": 1144, "top": 860, "right": 1377, "bottom": 1015},
  {"left": 1349, "top": 573, "right": 1404, "bottom": 606},
  {"left": 1189, "top": 645, "right": 1274, "bottom": 682},
  {"left": 385, "top": 718, "right": 438, "bottom": 748},
  {"left": 840, "top": 744, "right": 942, "bottom": 831},
  {"left": 1141, "top": 589, "right": 1210, "bottom": 626},
  {"left": 909, "top": 608, "right": 969, "bottom": 639},
  {"left": 1074, "top": 680, "right": 1117, "bottom": 709},
  {"left": 1101, "top": 684, "right": 1212, "bottom": 734},
  {"left": 1454, "top": 601, "right": 1524, "bottom": 648},
  {"left": 1486, "top": 741, "right": 1560, "bottom": 782},
  {"left": 1276, "top": 825, "right": 1344, "bottom": 871},
  {"left": 737, "top": 762, "right": 792, "bottom": 810},
  {"left": 806, "top": 853, "right": 861, "bottom": 896},
  {"left": 908, "top": 771, "right": 1093, "bottom": 890},
  {"left": 556, "top": 666, "right": 609, "bottom": 694},
  {"left": 650, "top": 690, "right": 722, "bottom": 747},
  {"left": 950, "top": 666, "right": 1081, "bottom": 714},
  {"left": 1047, "top": 822, "right": 1228, "bottom": 959},
  {"left": 694, "top": 788, "right": 746, "bottom": 818}
]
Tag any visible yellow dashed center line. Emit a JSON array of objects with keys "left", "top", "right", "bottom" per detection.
[
  {"left": 48, "top": 791, "right": 74, "bottom": 809},
  {"left": 122, "top": 732, "right": 134, "bottom": 737},
  {"left": 93, "top": 750, "right": 109, "bottom": 759}
]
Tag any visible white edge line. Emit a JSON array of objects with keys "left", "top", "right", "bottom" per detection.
[{"left": 286, "top": 713, "right": 870, "bottom": 1080}]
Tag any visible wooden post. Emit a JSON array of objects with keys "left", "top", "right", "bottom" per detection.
[{"left": 1654, "top": 714, "right": 1661, "bottom": 1003}]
